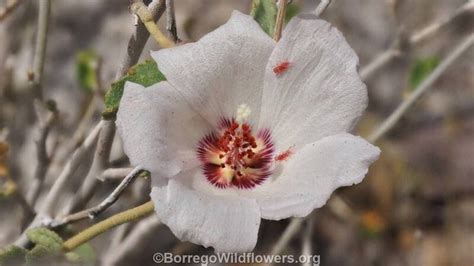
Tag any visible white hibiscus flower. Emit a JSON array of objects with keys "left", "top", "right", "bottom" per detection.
[{"left": 116, "top": 11, "right": 380, "bottom": 253}]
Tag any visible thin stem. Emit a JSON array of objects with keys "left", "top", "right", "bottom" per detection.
[
  {"left": 27, "top": 0, "right": 56, "bottom": 209},
  {"left": 14, "top": 191, "right": 35, "bottom": 229},
  {"left": 39, "top": 120, "right": 104, "bottom": 217},
  {"left": 53, "top": 166, "right": 144, "bottom": 227},
  {"left": 409, "top": 2, "right": 474, "bottom": 45},
  {"left": 66, "top": 57, "right": 103, "bottom": 155},
  {"left": 131, "top": 1, "right": 175, "bottom": 48},
  {"left": 0, "top": 0, "right": 23, "bottom": 21},
  {"left": 270, "top": 218, "right": 304, "bottom": 255},
  {"left": 31, "top": 0, "right": 51, "bottom": 99},
  {"left": 360, "top": 47, "right": 401, "bottom": 80},
  {"left": 26, "top": 100, "right": 57, "bottom": 206},
  {"left": 62, "top": 120, "right": 116, "bottom": 214},
  {"left": 273, "top": 0, "right": 288, "bottom": 41},
  {"left": 116, "top": 0, "right": 166, "bottom": 80},
  {"left": 62, "top": 201, "right": 155, "bottom": 252},
  {"left": 16, "top": 0, "right": 166, "bottom": 248},
  {"left": 61, "top": 0, "right": 166, "bottom": 216},
  {"left": 103, "top": 175, "right": 150, "bottom": 251},
  {"left": 368, "top": 33, "right": 474, "bottom": 143},
  {"left": 360, "top": 1, "right": 472, "bottom": 80},
  {"left": 165, "top": 0, "right": 178, "bottom": 42},
  {"left": 74, "top": 95, "right": 101, "bottom": 144},
  {"left": 314, "top": 0, "right": 332, "bottom": 16}
]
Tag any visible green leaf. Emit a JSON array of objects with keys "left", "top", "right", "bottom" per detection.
[
  {"left": 251, "top": 0, "right": 277, "bottom": 36},
  {"left": 25, "top": 245, "right": 58, "bottom": 265},
  {"left": 409, "top": 57, "right": 440, "bottom": 90},
  {"left": 76, "top": 50, "right": 99, "bottom": 92},
  {"left": 103, "top": 60, "right": 165, "bottom": 119},
  {"left": 285, "top": 3, "right": 300, "bottom": 23},
  {"left": 26, "top": 245, "right": 49, "bottom": 261},
  {"left": 65, "top": 243, "right": 95, "bottom": 264},
  {"left": 26, "top": 228, "right": 63, "bottom": 252},
  {"left": 0, "top": 245, "right": 27, "bottom": 265}
]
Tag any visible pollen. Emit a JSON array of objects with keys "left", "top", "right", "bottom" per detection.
[{"left": 236, "top": 103, "right": 251, "bottom": 123}]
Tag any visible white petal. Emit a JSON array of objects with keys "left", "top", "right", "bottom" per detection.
[
  {"left": 259, "top": 15, "right": 368, "bottom": 149},
  {"left": 244, "top": 133, "right": 380, "bottom": 220},
  {"left": 116, "top": 81, "right": 210, "bottom": 184},
  {"left": 151, "top": 180, "right": 261, "bottom": 253},
  {"left": 151, "top": 11, "right": 275, "bottom": 125}
]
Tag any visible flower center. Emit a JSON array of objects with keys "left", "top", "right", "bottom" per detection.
[{"left": 197, "top": 118, "right": 274, "bottom": 189}]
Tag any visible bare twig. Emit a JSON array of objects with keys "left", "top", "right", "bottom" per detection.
[
  {"left": 38, "top": 120, "right": 104, "bottom": 217},
  {"left": 360, "top": 47, "right": 402, "bottom": 80},
  {"left": 25, "top": 1, "right": 53, "bottom": 204},
  {"left": 360, "top": 1, "right": 473, "bottom": 80},
  {"left": 105, "top": 176, "right": 150, "bottom": 251},
  {"left": 131, "top": 1, "right": 175, "bottom": 48},
  {"left": 31, "top": 0, "right": 51, "bottom": 99},
  {"left": 62, "top": 120, "right": 116, "bottom": 214},
  {"left": 0, "top": 0, "right": 23, "bottom": 21},
  {"left": 314, "top": 0, "right": 332, "bottom": 16},
  {"left": 368, "top": 33, "right": 474, "bottom": 142},
  {"left": 15, "top": 0, "right": 166, "bottom": 248},
  {"left": 409, "top": 2, "right": 474, "bottom": 44},
  {"left": 165, "top": 0, "right": 178, "bottom": 42},
  {"left": 14, "top": 191, "right": 35, "bottom": 229},
  {"left": 15, "top": 122, "right": 103, "bottom": 246},
  {"left": 273, "top": 0, "right": 288, "bottom": 41},
  {"left": 59, "top": 1, "right": 166, "bottom": 215},
  {"left": 270, "top": 218, "right": 304, "bottom": 255},
  {"left": 53, "top": 95, "right": 102, "bottom": 169},
  {"left": 51, "top": 166, "right": 144, "bottom": 228},
  {"left": 65, "top": 58, "right": 103, "bottom": 156},
  {"left": 116, "top": 0, "right": 166, "bottom": 80},
  {"left": 52, "top": 0, "right": 167, "bottom": 245},
  {"left": 86, "top": 166, "right": 142, "bottom": 219},
  {"left": 69, "top": 94, "right": 101, "bottom": 149},
  {"left": 60, "top": 0, "right": 167, "bottom": 216},
  {"left": 98, "top": 167, "right": 135, "bottom": 181},
  {"left": 26, "top": 100, "right": 57, "bottom": 206}
]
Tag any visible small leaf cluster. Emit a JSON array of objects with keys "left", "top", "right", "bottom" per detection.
[{"left": 0, "top": 228, "right": 95, "bottom": 265}]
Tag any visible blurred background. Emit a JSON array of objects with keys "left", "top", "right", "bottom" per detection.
[{"left": 0, "top": 0, "right": 473, "bottom": 265}]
